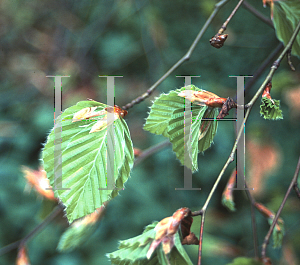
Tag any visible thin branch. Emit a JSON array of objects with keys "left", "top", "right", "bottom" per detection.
[
  {"left": 133, "top": 140, "right": 171, "bottom": 167},
  {"left": 0, "top": 139, "right": 171, "bottom": 257},
  {"left": 287, "top": 48, "right": 296, "bottom": 71},
  {"left": 210, "top": 0, "right": 245, "bottom": 48},
  {"left": 242, "top": 1, "right": 274, "bottom": 28},
  {"left": 246, "top": 20, "right": 300, "bottom": 109},
  {"left": 261, "top": 155, "right": 300, "bottom": 260},
  {"left": 196, "top": 18, "right": 300, "bottom": 265},
  {"left": 244, "top": 42, "right": 283, "bottom": 94},
  {"left": 244, "top": 183, "right": 259, "bottom": 259},
  {"left": 293, "top": 182, "right": 300, "bottom": 199},
  {"left": 218, "top": 0, "right": 245, "bottom": 35},
  {"left": 0, "top": 204, "right": 64, "bottom": 256},
  {"left": 122, "top": 0, "right": 230, "bottom": 110},
  {"left": 197, "top": 213, "right": 205, "bottom": 265}
]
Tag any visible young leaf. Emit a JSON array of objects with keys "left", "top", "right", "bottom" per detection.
[
  {"left": 42, "top": 101, "right": 134, "bottom": 223},
  {"left": 167, "top": 106, "right": 208, "bottom": 171},
  {"left": 144, "top": 88, "right": 194, "bottom": 137},
  {"left": 260, "top": 97, "right": 283, "bottom": 120},
  {"left": 221, "top": 170, "right": 237, "bottom": 212},
  {"left": 147, "top": 208, "right": 191, "bottom": 259},
  {"left": 254, "top": 202, "right": 285, "bottom": 248},
  {"left": 107, "top": 220, "right": 194, "bottom": 265},
  {"left": 57, "top": 206, "right": 105, "bottom": 252},
  {"left": 144, "top": 85, "right": 219, "bottom": 172},
  {"left": 272, "top": 0, "right": 300, "bottom": 57},
  {"left": 197, "top": 107, "right": 218, "bottom": 152},
  {"left": 107, "top": 222, "right": 158, "bottom": 264},
  {"left": 268, "top": 218, "right": 285, "bottom": 248}
]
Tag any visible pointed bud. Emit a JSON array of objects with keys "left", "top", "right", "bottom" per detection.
[{"left": 210, "top": 34, "right": 228, "bottom": 48}]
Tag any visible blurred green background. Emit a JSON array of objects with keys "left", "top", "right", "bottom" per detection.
[{"left": 0, "top": 0, "right": 300, "bottom": 264}]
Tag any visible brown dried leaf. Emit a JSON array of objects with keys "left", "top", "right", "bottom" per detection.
[
  {"left": 146, "top": 207, "right": 191, "bottom": 259},
  {"left": 21, "top": 166, "right": 56, "bottom": 201},
  {"left": 181, "top": 233, "right": 199, "bottom": 245},
  {"left": 178, "top": 90, "right": 222, "bottom": 107}
]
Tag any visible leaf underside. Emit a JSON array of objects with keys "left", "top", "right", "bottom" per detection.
[
  {"left": 57, "top": 221, "right": 97, "bottom": 252},
  {"left": 42, "top": 101, "right": 134, "bottom": 223},
  {"left": 273, "top": 0, "right": 300, "bottom": 58}
]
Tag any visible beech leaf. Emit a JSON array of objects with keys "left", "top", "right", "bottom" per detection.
[
  {"left": 272, "top": 0, "right": 300, "bottom": 58},
  {"left": 107, "top": 208, "right": 194, "bottom": 265},
  {"left": 42, "top": 101, "right": 134, "bottom": 223},
  {"left": 144, "top": 85, "right": 218, "bottom": 172},
  {"left": 57, "top": 206, "right": 105, "bottom": 252},
  {"left": 260, "top": 97, "right": 283, "bottom": 120}
]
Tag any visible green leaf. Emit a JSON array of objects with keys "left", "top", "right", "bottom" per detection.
[
  {"left": 42, "top": 101, "right": 134, "bottom": 223},
  {"left": 267, "top": 218, "right": 285, "bottom": 248},
  {"left": 273, "top": 0, "right": 300, "bottom": 57},
  {"left": 168, "top": 106, "right": 207, "bottom": 171},
  {"left": 57, "top": 218, "right": 97, "bottom": 252},
  {"left": 107, "top": 222, "right": 158, "bottom": 264},
  {"left": 260, "top": 97, "right": 283, "bottom": 120},
  {"left": 197, "top": 107, "right": 218, "bottom": 152},
  {"left": 144, "top": 85, "right": 218, "bottom": 172},
  {"left": 107, "top": 222, "right": 193, "bottom": 265},
  {"left": 226, "top": 257, "right": 264, "bottom": 265},
  {"left": 221, "top": 196, "right": 236, "bottom": 212},
  {"left": 144, "top": 87, "right": 196, "bottom": 137}
]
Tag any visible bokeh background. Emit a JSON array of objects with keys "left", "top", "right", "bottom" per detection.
[{"left": 0, "top": 0, "right": 300, "bottom": 264}]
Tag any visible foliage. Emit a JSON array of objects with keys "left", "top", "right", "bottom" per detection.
[
  {"left": 144, "top": 85, "right": 218, "bottom": 172},
  {"left": 260, "top": 97, "right": 283, "bottom": 120},
  {"left": 57, "top": 207, "right": 105, "bottom": 252},
  {"left": 0, "top": 0, "right": 300, "bottom": 265},
  {"left": 42, "top": 101, "right": 134, "bottom": 223},
  {"left": 107, "top": 222, "right": 193, "bottom": 265},
  {"left": 273, "top": 0, "right": 300, "bottom": 57}
]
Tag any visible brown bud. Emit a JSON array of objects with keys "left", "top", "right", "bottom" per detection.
[{"left": 210, "top": 34, "right": 228, "bottom": 48}]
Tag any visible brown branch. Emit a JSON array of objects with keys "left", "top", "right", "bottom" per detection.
[
  {"left": 0, "top": 204, "right": 64, "bottom": 256},
  {"left": 210, "top": 0, "right": 244, "bottom": 48},
  {"left": 122, "top": 0, "right": 230, "bottom": 110},
  {"left": 244, "top": 183, "right": 259, "bottom": 259},
  {"left": 261, "top": 155, "right": 300, "bottom": 260},
  {"left": 219, "top": 0, "right": 245, "bottom": 35},
  {"left": 242, "top": 1, "right": 274, "bottom": 28},
  {"left": 293, "top": 182, "right": 300, "bottom": 199},
  {"left": 197, "top": 213, "right": 205, "bottom": 265},
  {"left": 244, "top": 43, "right": 283, "bottom": 94},
  {"left": 217, "top": 97, "right": 237, "bottom": 119},
  {"left": 287, "top": 48, "right": 296, "bottom": 71},
  {"left": 133, "top": 140, "right": 171, "bottom": 167},
  {"left": 195, "top": 19, "right": 300, "bottom": 265},
  {"left": 246, "top": 20, "right": 300, "bottom": 109}
]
